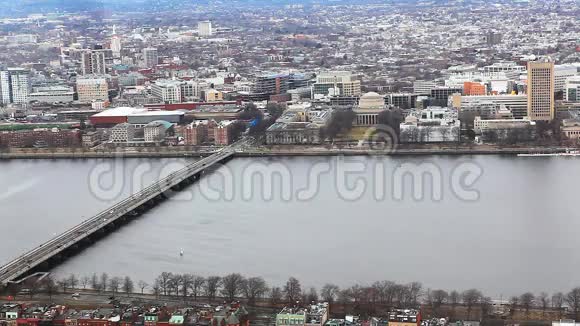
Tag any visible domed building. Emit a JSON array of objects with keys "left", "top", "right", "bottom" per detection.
[
  {"left": 354, "top": 92, "right": 386, "bottom": 126},
  {"left": 358, "top": 92, "right": 386, "bottom": 109}
]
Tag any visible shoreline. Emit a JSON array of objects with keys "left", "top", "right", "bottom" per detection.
[{"left": 0, "top": 146, "right": 571, "bottom": 159}]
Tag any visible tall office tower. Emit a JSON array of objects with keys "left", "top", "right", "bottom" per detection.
[
  {"left": 0, "top": 68, "right": 31, "bottom": 104},
  {"left": 198, "top": 21, "right": 212, "bottom": 37},
  {"left": 142, "top": 47, "right": 158, "bottom": 68},
  {"left": 527, "top": 60, "right": 555, "bottom": 121},
  {"left": 110, "top": 25, "right": 122, "bottom": 58},
  {"left": 0, "top": 71, "right": 9, "bottom": 104},
  {"left": 81, "top": 50, "right": 107, "bottom": 75},
  {"left": 485, "top": 31, "right": 502, "bottom": 46}
]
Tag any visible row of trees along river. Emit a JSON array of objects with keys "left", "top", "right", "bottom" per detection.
[{"left": 4, "top": 272, "right": 580, "bottom": 321}]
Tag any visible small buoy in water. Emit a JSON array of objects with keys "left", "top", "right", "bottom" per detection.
[{"left": 180, "top": 249, "right": 184, "bottom": 256}]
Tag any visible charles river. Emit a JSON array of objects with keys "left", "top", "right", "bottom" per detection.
[{"left": 1, "top": 155, "right": 580, "bottom": 297}]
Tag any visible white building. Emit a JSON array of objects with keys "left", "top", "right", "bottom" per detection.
[
  {"left": 452, "top": 94, "right": 529, "bottom": 119},
  {"left": 312, "top": 71, "right": 361, "bottom": 97},
  {"left": 110, "top": 25, "right": 122, "bottom": 58},
  {"left": 413, "top": 80, "right": 441, "bottom": 95},
  {"left": 0, "top": 68, "right": 31, "bottom": 104},
  {"left": 0, "top": 70, "right": 9, "bottom": 104},
  {"left": 483, "top": 61, "right": 526, "bottom": 73},
  {"left": 181, "top": 80, "right": 210, "bottom": 100},
  {"left": 144, "top": 121, "right": 169, "bottom": 143},
  {"left": 565, "top": 76, "right": 580, "bottom": 102},
  {"left": 474, "top": 116, "right": 536, "bottom": 135},
  {"left": 554, "top": 65, "right": 578, "bottom": 92},
  {"left": 29, "top": 86, "right": 74, "bottom": 103},
  {"left": 110, "top": 123, "right": 135, "bottom": 143},
  {"left": 76, "top": 77, "right": 108, "bottom": 102},
  {"left": 151, "top": 79, "right": 183, "bottom": 103},
  {"left": 198, "top": 21, "right": 213, "bottom": 37},
  {"left": 400, "top": 107, "right": 461, "bottom": 143}
]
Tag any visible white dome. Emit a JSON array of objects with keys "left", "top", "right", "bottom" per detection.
[{"left": 359, "top": 92, "right": 385, "bottom": 109}]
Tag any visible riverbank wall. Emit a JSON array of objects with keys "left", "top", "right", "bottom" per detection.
[{"left": 0, "top": 145, "right": 570, "bottom": 159}]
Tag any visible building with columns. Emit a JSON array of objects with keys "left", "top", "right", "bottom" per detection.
[{"left": 353, "top": 92, "right": 385, "bottom": 126}]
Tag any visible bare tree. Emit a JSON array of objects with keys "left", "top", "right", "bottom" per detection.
[
  {"left": 449, "top": 290, "right": 460, "bottom": 318},
  {"left": 271, "top": 286, "right": 283, "bottom": 304},
  {"left": 307, "top": 287, "right": 318, "bottom": 303},
  {"left": 152, "top": 280, "right": 161, "bottom": 298},
  {"left": 405, "top": 282, "right": 423, "bottom": 307},
  {"left": 100, "top": 273, "right": 109, "bottom": 293},
  {"left": 180, "top": 274, "right": 194, "bottom": 298},
  {"left": 321, "top": 284, "right": 340, "bottom": 303},
  {"left": 109, "top": 277, "right": 121, "bottom": 293},
  {"left": 221, "top": 273, "right": 245, "bottom": 301},
  {"left": 566, "top": 288, "right": 580, "bottom": 321},
  {"left": 122, "top": 276, "right": 134, "bottom": 295},
  {"left": 168, "top": 274, "right": 182, "bottom": 296},
  {"left": 22, "top": 278, "right": 40, "bottom": 298},
  {"left": 509, "top": 296, "right": 519, "bottom": 317},
  {"left": 189, "top": 276, "right": 205, "bottom": 302},
  {"left": 244, "top": 276, "right": 268, "bottom": 304},
  {"left": 552, "top": 292, "right": 564, "bottom": 319},
  {"left": 68, "top": 274, "right": 78, "bottom": 290},
  {"left": 90, "top": 273, "right": 100, "bottom": 291},
  {"left": 538, "top": 292, "right": 550, "bottom": 317},
  {"left": 520, "top": 292, "right": 535, "bottom": 315},
  {"left": 80, "top": 276, "right": 90, "bottom": 289},
  {"left": 138, "top": 281, "right": 148, "bottom": 294},
  {"left": 462, "top": 289, "right": 482, "bottom": 320},
  {"left": 57, "top": 278, "right": 69, "bottom": 293},
  {"left": 480, "top": 296, "right": 493, "bottom": 318},
  {"left": 204, "top": 276, "right": 221, "bottom": 302},
  {"left": 338, "top": 288, "right": 352, "bottom": 304},
  {"left": 156, "top": 272, "right": 173, "bottom": 296},
  {"left": 349, "top": 284, "right": 365, "bottom": 303},
  {"left": 430, "top": 289, "right": 449, "bottom": 315},
  {"left": 41, "top": 276, "right": 58, "bottom": 300},
  {"left": 284, "top": 277, "right": 302, "bottom": 304}
]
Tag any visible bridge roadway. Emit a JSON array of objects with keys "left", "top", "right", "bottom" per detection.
[{"left": 0, "top": 146, "right": 237, "bottom": 285}]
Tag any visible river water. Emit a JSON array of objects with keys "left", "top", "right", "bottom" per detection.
[{"left": 1, "top": 155, "right": 580, "bottom": 297}]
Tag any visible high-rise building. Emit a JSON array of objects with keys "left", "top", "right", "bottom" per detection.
[
  {"left": 110, "top": 25, "right": 122, "bottom": 58},
  {"left": 76, "top": 77, "right": 109, "bottom": 103},
  {"left": 0, "top": 68, "right": 31, "bottom": 104},
  {"left": 312, "top": 71, "right": 361, "bottom": 97},
  {"left": 142, "top": 47, "right": 158, "bottom": 68},
  {"left": 0, "top": 71, "right": 10, "bottom": 104},
  {"left": 527, "top": 60, "right": 555, "bottom": 121},
  {"left": 198, "top": 21, "right": 213, "bottom": 37},
  {"left": 81, "top": 50, "right": 107, "bottom": 75},
  {"left": 485, "top": 31, "right": 502, "bottom": 46}
]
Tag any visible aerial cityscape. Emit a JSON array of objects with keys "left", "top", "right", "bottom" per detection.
[{"left": 1, "top": 1, "right": 580, "bottom": 326}]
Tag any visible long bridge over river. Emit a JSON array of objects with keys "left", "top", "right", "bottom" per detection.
[{"left": 0, "top": 144, "right": 240, "bottom": 285}]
